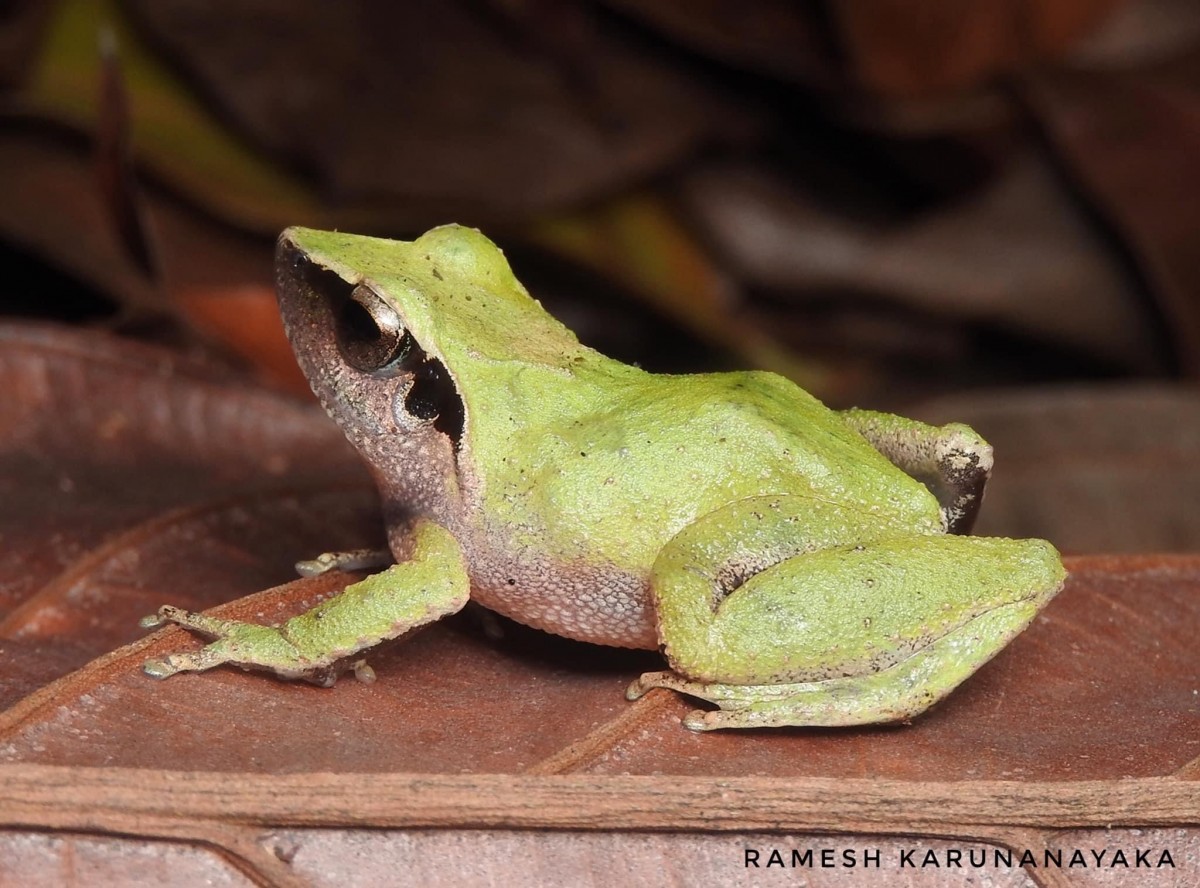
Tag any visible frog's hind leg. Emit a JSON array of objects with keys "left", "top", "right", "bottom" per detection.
[
  {"left": 631, "top": 594, "right": 1046, "bottom": 731},
  {"left": 839, "top": 408, "right": 992, "bottom": 534},
  {"left": 635, "top": 496, "right": 1065, "bottom": 730}
]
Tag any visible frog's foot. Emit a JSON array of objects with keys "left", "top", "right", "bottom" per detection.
[
  {"left": 629, "top": 670, "right": 890, "bottom": 732},
  {"left": 295, "top": 548, "right": 393, "bottom": 578},
  {"left": 140, "top": 606, "right": 341, "bottom": 685},
  {"left": 627, "top": 670, "right": 719, "bottom": 730},
  {"left": 631, "top": 595, "right": 1047, "bottom": 731},
  {"left": 628, "top": 671, "right": 820, "bottom": 731}
]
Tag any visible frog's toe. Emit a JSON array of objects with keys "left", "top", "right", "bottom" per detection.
[
  {"left": 142, "top": 655, "right": 181, "bottom": 679},
  {"left": 142, "top": 647, "right": 235, "bottom": 679},
  {"left": 681, "top": 708, "right": 722, "bottom": 732},
  {"left": 139, "top": 605, "right": 240, "bottom": 638},
  {"left": 625, "top": 671, "right": 655, "bottom": 700},
  {"left": 681, "top": 702, "right": 808, "bottom": 731},
  {"left": 294, "top": 547, "right": 393, "bottom": 578},
  {"left": 626, "top": 670, "right": 692, "bottom": 701}
]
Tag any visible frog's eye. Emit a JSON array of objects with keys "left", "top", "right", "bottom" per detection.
[{"left": 336, "top": 284, "right": 415, "bottom": 372}]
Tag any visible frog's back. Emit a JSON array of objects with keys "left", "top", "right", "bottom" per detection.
[
  {"left": 489, "top": 368, "right": 942, "bottom": 574},
  {"left": 619, "top": 370, "right": 941, "bottom": 531}
]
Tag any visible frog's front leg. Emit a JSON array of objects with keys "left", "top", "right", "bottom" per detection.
[
  {"left": 629, "top": 496, "right": 1065, "bottom": 730},
  {"left": 839, "top": 408, "right": 992, "bottom": 534},
  {"left": 141, "top": 519, "right": 469, "bottom": 684}
]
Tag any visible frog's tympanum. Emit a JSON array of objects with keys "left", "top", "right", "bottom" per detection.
[{"left": 142, "top": 226, "right": 1065, "bottom": 730}]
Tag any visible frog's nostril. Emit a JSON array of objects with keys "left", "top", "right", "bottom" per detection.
[{"left": 337, "top": 284, "right": 413, "bottom": 372}]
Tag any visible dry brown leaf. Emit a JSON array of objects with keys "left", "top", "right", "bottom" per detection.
[
  {"left": 681, "top": 154, "right": 1162, "bottom": 375},
  {"left": 830, "top": 0, "right": 1126, "bottom": 98},
  {"left": 0, "top": 325, "right": 1195, "bottom": 884},
  {"left": 121, "top": 0, "right": 744, "bottom": 223}
]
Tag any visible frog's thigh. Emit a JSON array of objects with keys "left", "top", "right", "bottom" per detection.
[
  {"left": 641, "top": 525, "right": 1063, "bottom": 729},
  {"left": 144, "top": 519, "right": 469, "bottom": 682}
]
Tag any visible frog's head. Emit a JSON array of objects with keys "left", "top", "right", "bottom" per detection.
[{"left": 275, "top": 225, "right": 586, "bottom": 506}]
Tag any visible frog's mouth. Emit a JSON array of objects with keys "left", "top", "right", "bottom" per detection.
[{"left": 275, "top": 234, "right": 465, "bottom": 454}]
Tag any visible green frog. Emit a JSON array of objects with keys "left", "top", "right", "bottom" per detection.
[{"left": 142, "top": 225, "right": 1065, "bottom": 730}]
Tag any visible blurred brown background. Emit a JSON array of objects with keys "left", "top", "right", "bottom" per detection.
[{"left": 3, "top": 0, "right": 1200, "bottom": 553}]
